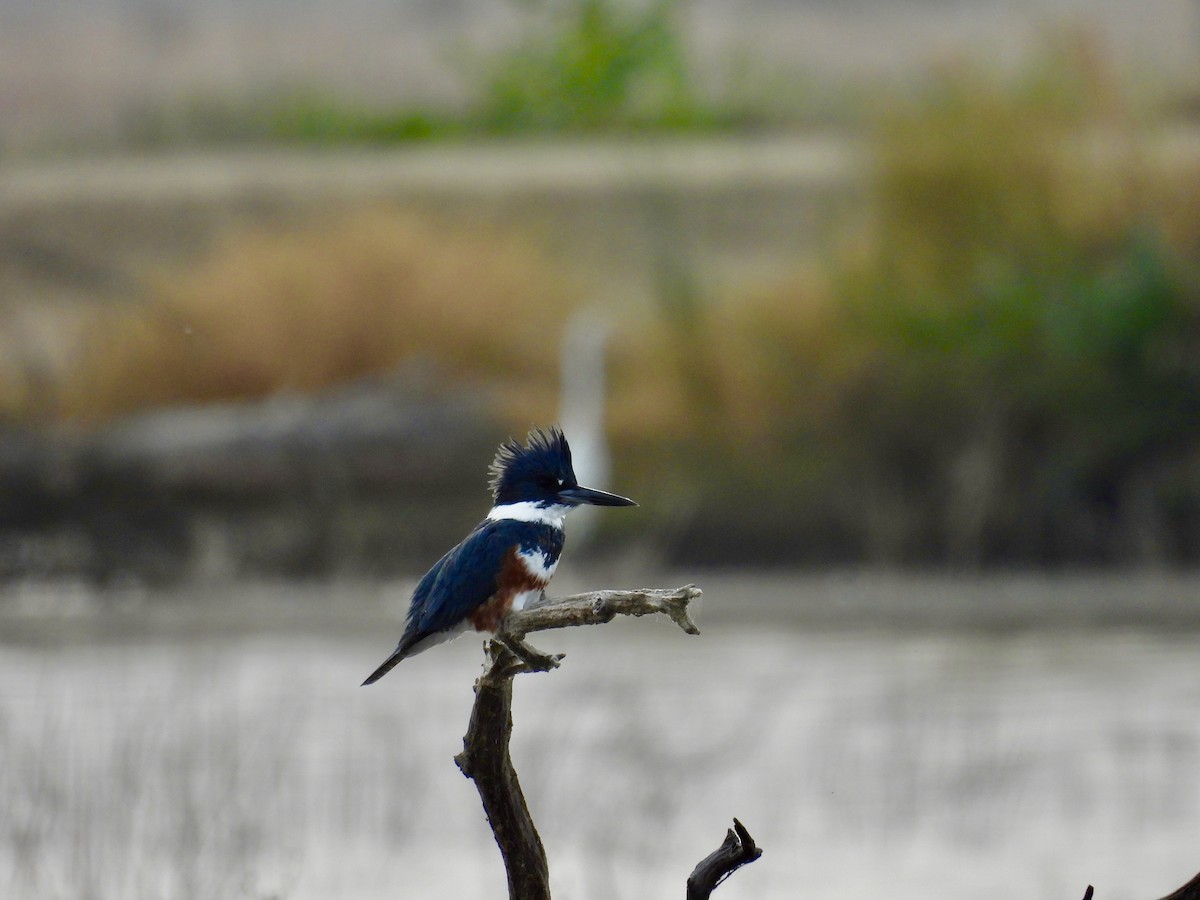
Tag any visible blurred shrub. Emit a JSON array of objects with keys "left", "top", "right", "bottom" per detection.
[
  {"left": 54, "top": 212, "right": 574, "bottom": 424},
  {"left": 266, "top": 95, "right": 453, "bottom": 143},
  {"left": 619, "top": 47, "right": 1200, "bottom": 565},
  {"left": 115, "top": 90, "right": 461, "bottom": 149},
  {"left": 475, "top": 0, "right": 706, "bottom": 133},
  {"left": 126, "top": 0, "right": 763, "bottom": 148}
]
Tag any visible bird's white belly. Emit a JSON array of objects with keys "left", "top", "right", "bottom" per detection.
[
  {"left": 510, "top": 589, "right": 543, "bottom": 612},
  {"left": 405, "top": 620, "right": 469, "bottom": 656}
]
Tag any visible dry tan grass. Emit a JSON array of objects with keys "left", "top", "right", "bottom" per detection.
[
  {"left": 53, "top": 211, "right": 577, "bottom": 424},
  {"left": 604, "top": 267, "right": 842, "bottom": 462}
]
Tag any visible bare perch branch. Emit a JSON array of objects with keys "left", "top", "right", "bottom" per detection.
[
  {"left": 501, "top": 584, "right": 702, "bottom": 640},
  {"left": 686, "top": 818, "right": 763, "bottom": 900},
  {"left": 454, "top": 642, "right": 551, "bottom": 900},
  {"left": 454, "top": 585, "right": 702, "bottom": 900}
]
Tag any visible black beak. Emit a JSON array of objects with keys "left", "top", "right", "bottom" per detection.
[{"left": 558, "top": 484, "right": 638, "bottom": 508}]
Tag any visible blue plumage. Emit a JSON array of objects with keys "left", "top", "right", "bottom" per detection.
[
  {"left": 362, "top": 427, "right": 635, "bottom": 685},
  {"left": 405, "top": 519, "right": 563, "bottom": 640}
]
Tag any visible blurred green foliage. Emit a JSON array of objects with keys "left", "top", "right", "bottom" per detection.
[
  {"left": 119, "top": 92, "right": 461, "bottom": 148},
  {"left": 623, "top": 48, "right": 1200, "bottom": 565},
  {"left": 118, "top": 0, "right": 781, "bottom": 148},
  {"left": 474, "top": 0, "right": 706, "bottom": 133},
  {"left": 266, "top": 96, "right": 452, "bottom": 143},
  {"left": 266, "top": 0, "right": 721, "bottom": 141}
]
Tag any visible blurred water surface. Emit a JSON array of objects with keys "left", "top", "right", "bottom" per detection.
[{"left": 2, "top": 574, "right": 1199, "bottom": 900}]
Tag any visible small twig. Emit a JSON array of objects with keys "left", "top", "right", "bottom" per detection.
[
  {"left": 455, "top": 585, "right": 702, "bottom": 900},
  {"left": 494, "top": 633, "right": 564, "bottom": 672},
  {"left": 686, "top": 818, "right": 763, "bottom": 900}
]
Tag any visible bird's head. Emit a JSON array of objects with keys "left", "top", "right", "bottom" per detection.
[{"left": 488, "top": 427, "right": 636, "bottom": 513}]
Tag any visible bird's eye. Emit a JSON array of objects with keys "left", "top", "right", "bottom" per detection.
[{"left": 536, "top": 475, "right": 559, "bottom": 490}]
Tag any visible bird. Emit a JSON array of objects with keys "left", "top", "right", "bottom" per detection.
[{"left": 362, "top": 427, "right": 636, "bottom": 685}]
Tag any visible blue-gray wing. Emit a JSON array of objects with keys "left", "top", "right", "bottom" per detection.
[
  {"left": 361, "top": 522, "right": 518, "bottom": 685},
  {"left": 407, "top": 520, "right": 517, "bottom": 637}
]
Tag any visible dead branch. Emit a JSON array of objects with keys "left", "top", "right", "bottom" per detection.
[
  {"left": 454, "top": 641, "right": 551, "bottom": 900},
  {"left": 686, "top": 818, "right": 763, "bottom": 900},
  {"left": 453, "top": 585, "right": 701, "bottom": 900},
  {"left": 502, "top": 584, "right": 702, "bottom": 640}
]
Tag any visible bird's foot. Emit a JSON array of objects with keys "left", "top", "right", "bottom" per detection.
[{"left": 495, "top": 634, "right": 563, "bottom": 673}]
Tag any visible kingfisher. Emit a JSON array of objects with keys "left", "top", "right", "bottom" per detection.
[{"left": 362, "top": 427, "right": 636, "bottom": 685}]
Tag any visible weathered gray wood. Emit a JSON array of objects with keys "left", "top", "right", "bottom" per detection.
[
  {"left": 502, "top": 585, "right": 702, "bottom": 640},
  {"left": 454, "top": 642, "right": 551, "bottom": 900},
  {"left": 454, "top": 585, "right": 702, "bottom": 900}
]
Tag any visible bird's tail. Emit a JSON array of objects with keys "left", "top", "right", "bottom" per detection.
[
  {"left": 361, "top": 646, "right": 408, "bottom": 686},
  {"left": 362, "top": 628, "right": 455, "bottom": 685}
]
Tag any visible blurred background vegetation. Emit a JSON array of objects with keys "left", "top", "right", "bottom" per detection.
[
  {"left": 58, "top": 0, "right": 809, "bottom": 147},
  {"left": 1, "top": 0, "right": 1199, "bottom": 577}
]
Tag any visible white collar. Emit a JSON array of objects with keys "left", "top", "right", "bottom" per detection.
[{"left": 486, "top": 501, "right": 570, "bottom": 529}]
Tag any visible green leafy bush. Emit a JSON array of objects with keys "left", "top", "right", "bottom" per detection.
[
  {"left": 474, "top": 0, "right": 706, "bottom": 133},
  {"left": 620, "top": 49, "right": 1200, "bottom": 565}
]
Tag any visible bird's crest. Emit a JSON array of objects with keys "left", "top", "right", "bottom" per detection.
[{"left": 489, "top": 427, "right": 574, "bottom": 501}]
